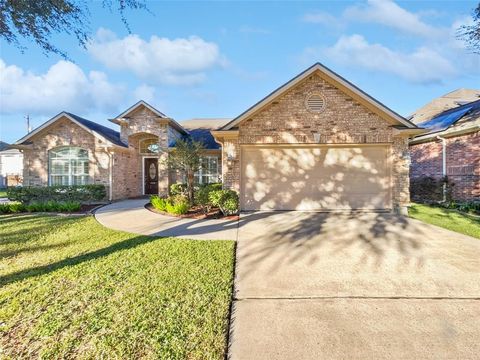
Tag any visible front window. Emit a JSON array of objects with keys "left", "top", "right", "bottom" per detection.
[
  {"left": 195, "top": 156, "right": 219, "bottom": 184},
  {"left": 139, "top": 138, "right": 160, "bottom": 154},
  {"left": 49, "top": 147, "right": 89, "bottom": 186}
]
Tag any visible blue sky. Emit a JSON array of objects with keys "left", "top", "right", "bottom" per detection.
[{"left": 1, "top": 0, "right": 479, "bottom": 143}]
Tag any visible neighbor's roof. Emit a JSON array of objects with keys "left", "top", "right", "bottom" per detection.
[
  {"left": 0, "top": 141, "right": 9, "bottom": 151},
  {"left": 179, "top": 118, "right": 231, "bottom": 150},
  {"left": 220, "top": 62, "right": 418, "bottom": 130},
  {"left": 14, "top": 112, "right": 127, "bottom": 148},
  {"left": 409, "top": 88, "right": 480, "bottom": 124},
  {"left": 411, "top": 99, "right": 480, "bottom": 143}
]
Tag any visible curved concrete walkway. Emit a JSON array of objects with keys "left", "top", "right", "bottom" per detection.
[{"left": 94, "top": 198, "right": 238, "bottom": 240}]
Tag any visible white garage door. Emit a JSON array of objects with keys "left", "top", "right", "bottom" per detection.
[{"left": 241, "top": 145, "right": 391, "bottom": 211}]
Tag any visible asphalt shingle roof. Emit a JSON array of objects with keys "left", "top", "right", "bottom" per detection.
[{"left": 65, "top": 112, "right": 127, "bottom": 147}]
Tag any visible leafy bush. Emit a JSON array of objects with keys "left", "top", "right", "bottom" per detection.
[
  {"left": 0, "top": 200, "right": 81, "bottom": 214},
  {"left": 7, "top": 185, "right": 106, "bottom": 204},
  {"left": 195, "top": 183, "right": 222, "bottom": 213},
  {"left": 151, "top": 195, "right": 169, "bottom": 212},
  {"left": 410, "top": 176, "right": 454, "bottom": 203},
  {"left": 209, "top": 189, "right": 239, "bottom": 216},
  {"left": 170, "top": 183, "right": 187, "bottom": 196},
  {"left": 442, "top": 200, "right": 480, "bottom": 215},
  {"left": 0, "top": 202, "right": 26, "bottom": 214},
  {"left": 165, "top": 195, "right": 189, "bottom": 215},
  {"left": 150, "top": 195, "right": 189, "bottom": 215}
]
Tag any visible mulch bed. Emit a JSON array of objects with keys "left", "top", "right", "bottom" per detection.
[{"left": 145, "top": 203, "right": 239, "bottom": 221}]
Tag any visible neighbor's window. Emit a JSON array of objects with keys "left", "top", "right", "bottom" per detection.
[
  {"left": 195, "top": 156, "right": 219, "bottom": 184},
  {"left": 49, "top": 147, "right": 89, "bottom": 186},
  {"left": 139, "top": 138, "right": 160, "bottom": 154}
]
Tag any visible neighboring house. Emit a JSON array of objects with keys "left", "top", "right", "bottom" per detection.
[
  {"left": 409, "top": 91, "right": 480, "bottom": 201},
  {"left": 0, "top": 141, "right": 23, "bottom": 188},
  {"left": 12, "top": 63, "right": 423, "bottom": 212}
]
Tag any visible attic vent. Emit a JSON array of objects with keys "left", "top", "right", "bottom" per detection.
[{"left": 306, "top": 94, "right": 326, "bottom": 112}]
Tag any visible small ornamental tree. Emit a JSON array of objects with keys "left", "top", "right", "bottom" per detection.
[{"left": 167, "top": 139, "right": 204, "bottom": 205}]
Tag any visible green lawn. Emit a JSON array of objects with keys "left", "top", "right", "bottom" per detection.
[
  {"left": 409, "top": 203, "right": 480, "bottom": 239},
  {"left": 0, "top": 189, "right": 7, "bottom": 198},
  {"left": 0, "top": 214, "right": 235, "bottom": 359}
]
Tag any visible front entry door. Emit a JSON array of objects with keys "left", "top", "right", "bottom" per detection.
[{"left": 144, "top": 158, "right": 159, "bottom": 194}]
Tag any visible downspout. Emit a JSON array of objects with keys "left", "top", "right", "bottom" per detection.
[{"left": 436, "top": 136, "right": 447, "bottom": 202}]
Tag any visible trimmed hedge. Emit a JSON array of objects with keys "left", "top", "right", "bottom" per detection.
[
  {"left": 6, "top": 185, "right": 106, "bottom": 204},
  {"left": 0, "top": 200, "right": 81, "bottom": 214},
  {"left": 410, "top": 176, "right": 453, "bottom": 203}
]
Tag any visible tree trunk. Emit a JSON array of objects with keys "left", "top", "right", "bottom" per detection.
[{"left": 187, "top": 170, "right": 195, "bottom": 206}]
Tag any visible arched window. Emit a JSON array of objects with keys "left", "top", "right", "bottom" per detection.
[
  {"left": 49, "top": 147, "right": 89, "bottom": 186},
  {"left": 139, "top": 138, "right": 160, "bottom": 154}
]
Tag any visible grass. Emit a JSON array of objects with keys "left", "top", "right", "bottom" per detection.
[
  {"left": 409, "top": 203, "right": 480, "bottom": 239},
  {"left": 0, "top": 189, "right": 7, "bottom": 198},
  {"left": 0, "top": 214, "right": 235, "bottom": 359}
]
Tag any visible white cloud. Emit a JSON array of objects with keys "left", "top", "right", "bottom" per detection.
[
  {"left": 343, "top": 0, "right": 443, "bottom": 38},
  {"left": 88, "top": 28, "right": 226, "bottom": 85},
  {"left": 0, "top": 59, "right": 125, "bottom": 115},
  {"left": 133, "top": 84, "right": 156, "bottom": 103},
  {"left": 302, "top": 11, "right": 342, "bottom": 28},
  {"left": 304, "top": 34, "right": 456, "bottom": 84}
]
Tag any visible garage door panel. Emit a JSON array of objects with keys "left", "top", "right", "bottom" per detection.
[{"left": 241, "top": 146, "right": 391, "bottom": 211}]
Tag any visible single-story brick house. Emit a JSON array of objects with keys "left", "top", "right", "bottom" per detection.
[
  {"left": 13, "top": 63, "right": 423, "bottom": 212},
  {"left": 409, "top": 90, "right": 480, "bottom": 201}
]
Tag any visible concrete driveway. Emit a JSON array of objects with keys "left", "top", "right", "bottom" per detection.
[{"left": 230, "top": 211, "right": 480, "bottom": 359}]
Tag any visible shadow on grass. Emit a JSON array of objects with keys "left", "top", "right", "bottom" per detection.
[{"left": 0, "top": 234, "right": 158, "bottom": 287}]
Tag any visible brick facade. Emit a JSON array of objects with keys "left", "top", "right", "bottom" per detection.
[
  {"left": 22, "top": 116, "right": 112, "bottom": 192},
  {"left": 410, "top": 131, "right": 480, "bottom": 201},
  {"left": 221, "top": 74, "right": 412, "bottom": 210}
]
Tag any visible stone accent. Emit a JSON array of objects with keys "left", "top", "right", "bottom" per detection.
[
  {"left": 119, "top": 106, "right": 172, "bottom": 196},
  {"left": 22, "top": 116, "right": 111, "bottom": 194},
  {"left": 221, "top": 74, "right": 411, "bottom": 209},
  {"left": 410, "top": 131, "right": 480, "bottom": 201}
]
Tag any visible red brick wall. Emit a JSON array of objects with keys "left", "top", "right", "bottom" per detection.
[{"left": 410, "top": 131, "right": 480, "bottom": 201}]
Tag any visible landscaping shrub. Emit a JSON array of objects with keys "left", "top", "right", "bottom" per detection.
[
  {"left": 195, "top": 183, "right": 222, "bottom": 213},
  {"left": 0, "top": 202, "right": 26, "bottom": 214},
  {"left": 7, "top": 185, "right": 106, "bottom": 204},
  {"left": 165, "top": 195, "right": 189, "bottom": 215},
  {"left": 150, "top": 195, "right": 189, "bottom": 215},
  {"left": 170, "top": 183, "right": 187, "bottom": 196},
  {"left": 209, "top": 189, "right": 239, "bottom": 216},
  {"left": 442, "top": 200, "right": 480, "bottom": 215},
  {"left": 0, "top": 200, "right": 81, "bottom": 214},
  {"left": 410, "top": 176, "right": 453, "bottom": 203},
  {"left": 150, "top": 195, "right": 169, "bottom": 212}
]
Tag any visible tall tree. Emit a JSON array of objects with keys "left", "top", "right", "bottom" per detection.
[
  {"left": 458, "top": 2, "right": 480, "bottom": 53},
  {"left": 0, "top": 0, "right": 147, "bottom": 58},
  {"left": 167, "top": 139, "right": 205, "bottom": 205}
]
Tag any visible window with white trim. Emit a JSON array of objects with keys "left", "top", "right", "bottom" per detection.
[
  {"left": 195, "top": 156, "right": 219, "bottom": 184},
  {"left": 49, "top": 147, "right": 89, "bottom": 186}
]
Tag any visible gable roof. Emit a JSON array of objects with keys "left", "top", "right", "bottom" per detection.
[
  {"left": 113, "top": 100, "right": 167, "bottom": 120},
  {"left": 14, "top": 112, "right": 127, "bottom": 148},
  {"left": 220, "top": 62, "right": 418, "bottom": 130},
  {"left": 111, "top": 100, "right": 188, "bottom": 135}
]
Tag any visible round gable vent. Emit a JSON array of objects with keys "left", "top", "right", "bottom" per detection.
[{"left": 306, "top": 93, "right": 326, "bottom": 112}]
